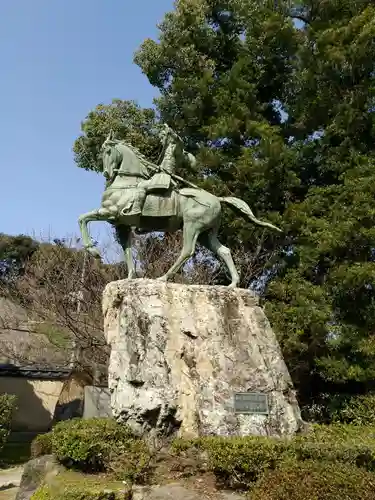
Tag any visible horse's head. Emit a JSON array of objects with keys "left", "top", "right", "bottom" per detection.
[
  {"left": 158, "top": 123, "right": 183, "bottom": 148},
  {"left": 101, "top": 130, "right": 121, "bottom": 181}
]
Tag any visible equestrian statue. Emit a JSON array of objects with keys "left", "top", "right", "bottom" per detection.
[{"left": 78, "top": 124, "right": 281, "bottom": 287}]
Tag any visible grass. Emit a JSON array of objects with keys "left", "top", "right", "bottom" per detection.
[
  {"left": 32, "top": 469, "right": 130, "bottom": 499},
  {"left": 49, "top": 470, "right": 127, "bottom": 489}
]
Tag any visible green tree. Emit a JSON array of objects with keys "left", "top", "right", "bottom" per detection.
[
  {"left": 136, "top": 0, "right": 375, "bottom": 411},
  {"left": 264, "top": 1, "right": 375, "bottom": 410},
  {"left": 73, "top": 0, "right": 375, "bottom": 415},
  {"left": 0, "top": 234, "right": 39, "bottom": 281},
  {"left": 73, "top": 99, "right": 161, "bottom": 173},
  {"left": 135, "top": 0, "right": 300, "bottom": 284}
]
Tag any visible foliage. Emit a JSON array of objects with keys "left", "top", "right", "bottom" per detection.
[
  {"left": 265, "top": 158, "right": 375, "bottom": 409},
  {"left": 29, "top": 424, "right": 375, "bottom": 498},
  {"left": 51, "top": 418, "right": 151, "bottom": 480},
  {"left": 250, "top": 460, "right": 375, "bottom": 500},
  {"left": 138, "top": 0, "right": 375, "bottom": 410},
  {"left": 73, "top": 99, "right": 160, "bottom": 173},
  {"left": 332, "top": 395, "right": 375, "bottom": 426},
  {"left": 0, "top": 394, "right": 16, "bottom": 454},
  {"left": 0, "top": 233, "right": 39, "bottom": 281},
  {"left": 293, "top": 424, "right": 375, "bottom": 470},
  {"left": 172, "top": 424, "right": 375, "bottom": 488},
  {"left": 135, "top": 0, "right": 294, "bottom": 279},
  {"left": 262, "top": 2, "right": 375, "bottom": 409},
  {"left": 73, "top": 0, "right": 375, "bottom": 412},
  {"left": 31, "top": 433, "right": 53, "bottom": 458},
  {"left": 305, "top": 422, "right": 375, "bottom": 443},
  {"left": 179, "top": 436, "right": 290, "bottom": 488}
]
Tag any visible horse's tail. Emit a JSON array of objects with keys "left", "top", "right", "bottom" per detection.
[{"left": 219, "top": 197, "right": 282, "bottom": 232}]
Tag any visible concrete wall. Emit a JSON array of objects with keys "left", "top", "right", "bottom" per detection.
[
  {"left": 83, "top": 386, "right": 111, "bottom": 418},
  {"left": 0, "top": 377, "right": 64, "bottom": 431},
  {"left": 1, "top": 373, "right": 111, "bottom": 431}
]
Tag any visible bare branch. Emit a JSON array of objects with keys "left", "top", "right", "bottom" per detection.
[{"left": 0, "top": 240, "right": 121, "bottom": 383}]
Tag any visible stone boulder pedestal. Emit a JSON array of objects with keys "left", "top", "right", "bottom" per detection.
[{"left": 103, "top": 280, "right": 302, "bottom": 438}]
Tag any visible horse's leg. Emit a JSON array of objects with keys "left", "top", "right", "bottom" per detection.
[
  {"left": 157, "top": 223, "right": 200, "bottom": 282},
  {"left": 200, "top": 229, "right": 240, "bottom": 288},
  {"left": 78, "top": 208, "right": 110, "bottom": 259},
  {"left": 115, "top": 224, "right": 136, "bottom": 279}
]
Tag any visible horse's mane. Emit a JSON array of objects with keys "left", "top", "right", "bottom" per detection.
[{"left": 118, "top": 141, "right": 158, "bottom": 172}]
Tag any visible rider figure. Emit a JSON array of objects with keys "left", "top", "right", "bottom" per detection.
[
  {"left": 129, "top": 124, "right": 185, "bottom": 215},
  {"left": 158, "top": 124, "right": 184, "bottom": 178}
]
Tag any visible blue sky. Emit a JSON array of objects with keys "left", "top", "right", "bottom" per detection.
[{"left": 0, "top": 0, "right": 174, "bottom": 246}]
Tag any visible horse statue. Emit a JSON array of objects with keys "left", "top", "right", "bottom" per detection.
[{"left": 78, "top": 128, "right": 281, "bottom": 288}]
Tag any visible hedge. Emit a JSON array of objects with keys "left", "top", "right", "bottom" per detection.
[
  {"left": 30, "top": 418, "right": 375, "bottom": 494},
  {"left": 172, "top": 423, "right": 375, "bottom": 488},
  {"left": 250, "top": 460, "right": 375, "bottom": 500}
]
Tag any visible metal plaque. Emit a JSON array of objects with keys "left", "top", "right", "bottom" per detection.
[{"left": 234, "top": 392, "right": 269, "bottom": 415}]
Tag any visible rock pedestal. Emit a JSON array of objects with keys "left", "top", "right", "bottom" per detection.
[{"left": 103, "top": 280, "right": 302, "bottom": 438}]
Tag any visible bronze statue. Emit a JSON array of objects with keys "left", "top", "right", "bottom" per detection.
[{"left": 78, "top": 125, "right": 281, "bottom": 287}]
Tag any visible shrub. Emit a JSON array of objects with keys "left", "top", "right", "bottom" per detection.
[
  {"left": 108, "top": 440, "right": 153, "bottom": 483},
  {"left": 172, "top": 425, "right": 375, "bottom": 489},
  {"left": 51, "top": 418, "right": 151, "bottom": 479},
  {"left": 173, "top": 436, "right": 292, "bottom": 488},
  {"left": 202, "top": 437, "right": 291, "bottom": 488},
  {"left": 250, "top": 460, "right": 375, "bottom": 500},
  {"left": 332, "top": 394, "right": 375, "bottom": 425},
  {"left": 31, "top": 433, "right": 53, "bottom": 458},
  {"left": 305, "top": 422, "right": 375, "bottom": 443},
  {"left": 293, "top": 424, "right": 375, "bottom": 470},
  {"left": 0, "top": 394, "right": 16, "bottom": 453}
]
